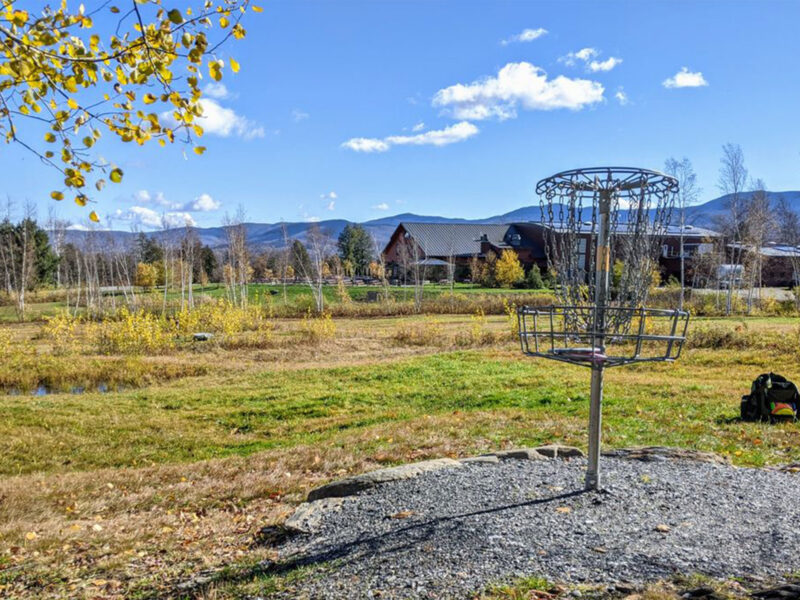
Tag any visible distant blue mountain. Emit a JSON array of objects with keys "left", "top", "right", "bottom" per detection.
[
  {"left": 64, "top": 191, "right": 800, "bottom": 250},
  {"left": 683, "top": 191, "right": 800, "bottom": 226}
]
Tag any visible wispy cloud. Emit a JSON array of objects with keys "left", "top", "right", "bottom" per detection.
[
  {"left": 560, "top": 47, "right": 599, "bottom": 67},
  {"left": 662, "top": 67, "right": 708, "bottom": 89},
  {"left": 411, "top": 122, "right": 425, "bottom": 132},
  {"left": 614, "top": 87, "right": 629, "bottom": 105},
  {"left": 341, "top": 138, "right": 390, "bottom": 153},
  {"left": 588, "top": 57, "right": 622, "bottom": 72},
  {"left": 320, "top": 191, "right": 337, "bottom": 211},
  {"left": 372, "top": 203, "right": 389, "bottom": 211},
  {"left": 292, "top": 108, "right": 310, "bottom": 122},
  {"left": 432, "top": 62, "right": 604, "bottom": 121},
  {"left": 500, "top": 27, "right": 548, "bottom": 46},
  {"left": 342, "top": 121, "right": 479, "bottom": 153},
  {"left": 203, "top": 82, "right": 232, "bottom": 100},
  {"left": 114, "top": 206, "right": 196, "bottom": 229},
  {"left": 133, "top": 190, "right": 220, "bottom": 213},
  {"left": 561, "top": 48, "right": 622, "bottom": 72},
  {"left": 133, "top": 189, "right": 180, "bottom": 209}
]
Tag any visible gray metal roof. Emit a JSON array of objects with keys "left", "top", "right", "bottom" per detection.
[{"left": 401, "top": 222, "right": 511, "bottom": 257}]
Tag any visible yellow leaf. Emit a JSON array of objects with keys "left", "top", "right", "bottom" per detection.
[
  {"left": 89, "top": 211, "right": 100, "bottom": 223},
  {"left": 67, "top": 98, "right": 78, "bottom": 110},
  {"left": 219, "top": 16, "right": 229, "bottom": 28},
  {"left": 75, "top": 195, "right": 88, "bottom": 207},
  {"left": 44, "top": 132, "right": 56, "bottom": 143},
  {"left": 50, "top": 191, "right": 64, "bottom": 201},
  {"left": 252, "top": 5, "right": 264, "bottom": 12},
  {"left": 230, "top": 57, "right": 240, "bottom": 73},
  {"left": 194, "top": 146, "right": 206, "bottom": 155},
  {"left": 143, "top": 93, "right": 157, "bottom": 104},
  {"left": 109, "top": 168, "right": 123, "bottom": 183},
  {"left": 209, "top": 61, "right": 222, "bottom": 82},
  {"left": 25, "top": 531, "right": 37, "bottom": 541}
]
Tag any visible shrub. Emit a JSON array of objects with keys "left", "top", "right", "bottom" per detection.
[
  {"left": 524, "top": 265, "right": 544, "bottom": 289},
  {"left": 392, "top": 318, "right": 444, "bottom": 346},
  {"left": 298, "top": 311, "right": 336, "bottom": 343}
]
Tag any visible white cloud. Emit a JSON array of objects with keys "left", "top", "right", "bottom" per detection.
[
  {"left": 560, "top": 47, "right": 598, "bottom": 66},
  {"left": 67, "top": 223, "right": 90, "bottom": 231},
  {"left": 588, "top": 57, "right": 622, "bottom": 72},
  {"left": 372, "top": 203, "right": 390, "bottom": 211},
  {"left": 195, "top": 98, "right": 265, "bottom": 140},
  {"left": 663, "top": 67, "right": 708, "bottom": 89},
  {"left": 432, "top": 62, "right": 604, "bottom": 121},
  {"left": 342, "top": 121, "right": 479, "bottom": 153},
  {"left": 561, "top": 48, "right": 622, "bottom": 72},
  {"left": 411, "top": 122, "right": 425, "bottom": 132},
  {"left": 387, "top": 121, "right": 479, "bottom": 146},
  {"left": 501, "top": 27, "right": 548, "bottom": 45},
  {"left": 614, "top": 87, "right": 629, "bottom": 105},
  {"left": 320, "top": 191, "right": 337, "bottom": 211},
  {"left": 114, "top": 206, "right": 196, "bottom": 229},
  {"left": 341, "top": 137, "right": 390, "bottom": 153},
  {"left": 134, "top": 189, "right": 179, "bottom": 209},
  {"left": 292, "top": 108, "right": 310, "bottom": 122},
  {"left": 203, "top": 82, "right": 231, "bottom": 99},
  {"left": 188, "top": 193, "right": 221, "bottom": 212}
]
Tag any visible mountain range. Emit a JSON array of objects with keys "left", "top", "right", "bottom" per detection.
[{"left": 65, "top": 191, "right": 800, "bottom": 251}]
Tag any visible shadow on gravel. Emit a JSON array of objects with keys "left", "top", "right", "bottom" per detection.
[{"left": 208, "top": 487, "right": 590, "bottom": 591}]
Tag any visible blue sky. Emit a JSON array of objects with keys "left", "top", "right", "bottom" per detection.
[{"left": 6, "top": 0, "right": 800, "bottom": 229}]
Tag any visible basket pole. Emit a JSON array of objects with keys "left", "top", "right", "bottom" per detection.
[{"left": 586, "top": 189, "right": 611, "bottom": 491}]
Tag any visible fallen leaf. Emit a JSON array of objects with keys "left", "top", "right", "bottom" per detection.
[
  {"left": 556, "top": 506, "right": 572, "bottom": 514},
  {"left": 655, "top": 524, "right": 671, "bottom": 533},
  {"left": 389, "top": 510, "right": 415, "bottom": 519},
  {"left": 25, "top": 532, "right": 37, "bottom": 541}
]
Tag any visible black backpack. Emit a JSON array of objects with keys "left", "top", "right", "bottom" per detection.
[{"left": 741, "top": 373, "right": 799, "bottom": 423}]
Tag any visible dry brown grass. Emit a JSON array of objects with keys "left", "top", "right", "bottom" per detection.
[{"left": 0, "top": 408, "right": 584, "bottom": 599}]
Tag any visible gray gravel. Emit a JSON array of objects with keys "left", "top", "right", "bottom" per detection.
[{"left": 272, "top": 457, "right": 800, "bottom": 599}]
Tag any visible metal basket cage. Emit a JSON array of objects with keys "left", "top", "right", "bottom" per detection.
[{"left": 517, "top": 305, "right": 689, "bottom": 368}]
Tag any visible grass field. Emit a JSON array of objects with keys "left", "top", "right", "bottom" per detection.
[
  {"left": 1, "top": 307, "right": 799, "bottom": 598},
  {"left": 0, "top": 282, "right": 550, "bottom": 323}
]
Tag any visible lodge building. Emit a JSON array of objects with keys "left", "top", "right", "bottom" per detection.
[{"left": 384, "top": 221, "right": 799, "bottom": 286}]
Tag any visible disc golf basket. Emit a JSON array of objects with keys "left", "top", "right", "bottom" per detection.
[{"left": 518, "top": 167, "right": 689, "bottom": 490}]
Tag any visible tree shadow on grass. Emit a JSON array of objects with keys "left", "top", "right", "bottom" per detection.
[{"left": 195, "top": 487, "right": 589, "bottom": 595}]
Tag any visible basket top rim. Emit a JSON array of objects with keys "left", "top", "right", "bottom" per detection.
[{"left": 535, "top": 166, "right": 678, "bottom": 197}]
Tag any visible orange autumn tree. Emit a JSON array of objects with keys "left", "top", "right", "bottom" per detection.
[{"left": 0, "top": 1, "right": 260, "bottom": 220}]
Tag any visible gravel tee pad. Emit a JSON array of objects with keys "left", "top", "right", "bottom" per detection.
[{"left": 273, "top": 454, "right": 800, "bottom": 599}]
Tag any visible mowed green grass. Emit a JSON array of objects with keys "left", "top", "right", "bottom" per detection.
[{"left": 2, "top": 344, "right": 799, "bottom": 477}]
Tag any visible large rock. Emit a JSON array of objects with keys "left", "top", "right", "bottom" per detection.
[
  {"left": 285, "top": 497, "right": 345, "bottom": 533},
  {"left": 492, "top": 448, "right": 547, "bottom": 461},
  {"left": 603, "top": 446, "right": 730, "bottom": 465},
  {"left": 534, "top": 444, "right": 585, "bottom": 459},
  {"left": 307, "top": 458, "right": 462, "bottom": 501}
]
